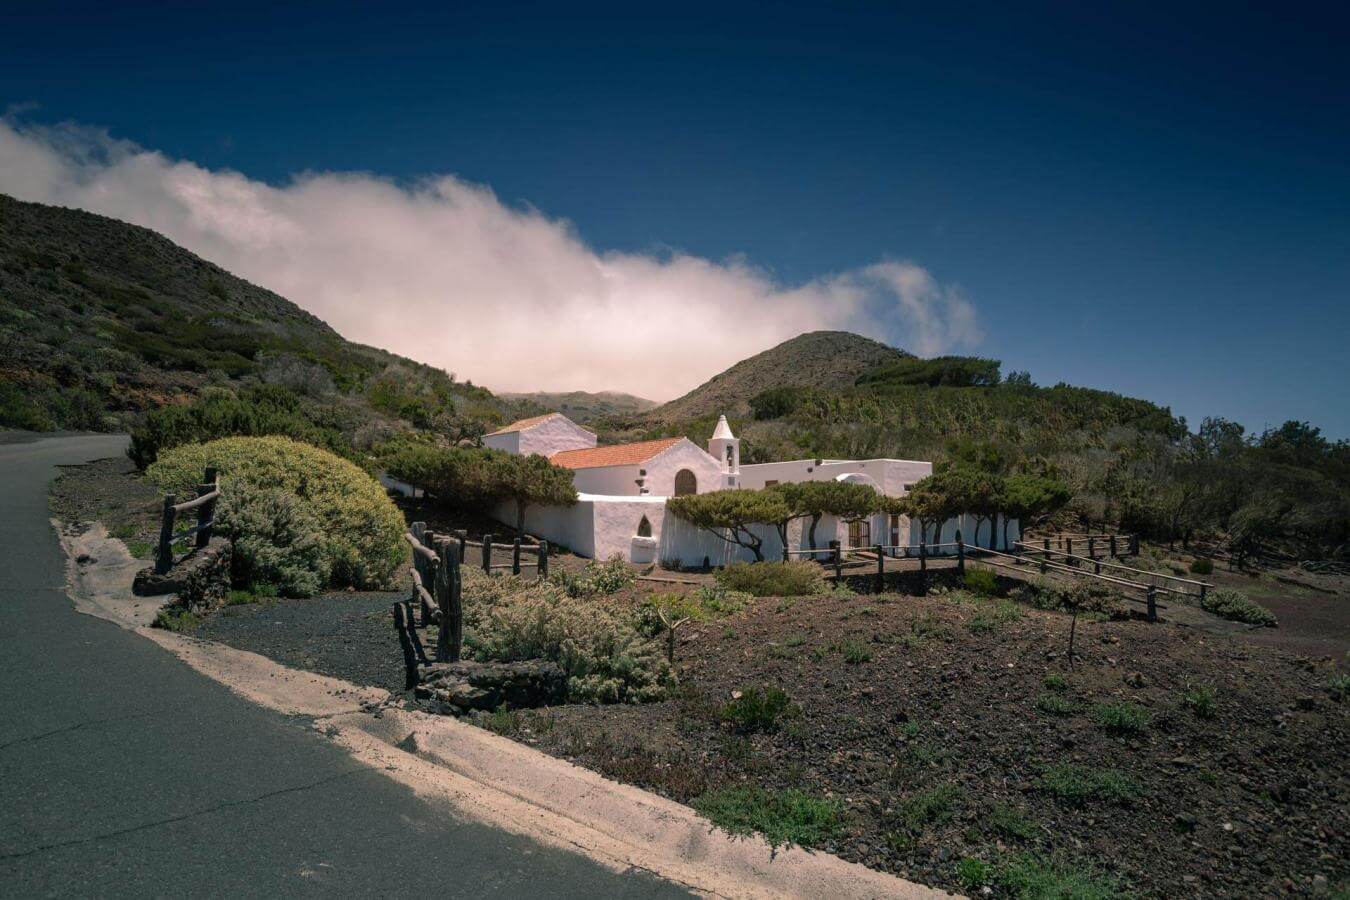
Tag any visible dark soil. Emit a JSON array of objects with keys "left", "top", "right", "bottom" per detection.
[
  {"left": 48, "top": 455, "right": 163, "bottom": 559},
  {"left": 195, "top": 591, "right": 408, "bottom": 693},
  {"left": 490, "top": 588, "right": 1349, "bottom": 898}
]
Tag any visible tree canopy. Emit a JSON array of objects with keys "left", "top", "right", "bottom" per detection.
[
  {"left": 666, "top": 489, "right": 791, "bottom": 561},
  {"left": 769, "top": 479, "right": 881, "bottom": 549}
]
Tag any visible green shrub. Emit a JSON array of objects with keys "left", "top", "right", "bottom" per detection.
[
  {"left": 129, "top": 385, "right": 351, "bottom": 468},
  {"left": 833, "top": 638, "right": 872, "bottom": 664},
  {"left": 968, "top": 598, "right": 1023, "bottom": 632},
  {"left": 148, "top": 436, "right": 405, "bottom": 592},
  {"left": 1091, "top": 701, "right": 1151, "bottom": 734},
  {"left": 1202, "top": 588, "right": 1277, "bottom": 627},
  {"left": 461, "top": 569, "right": 672, "bottom": 703},
  {"left": 716, "top": 685, "right": 798, "bottom": 733},
  {"left": 964, "top": 567, "right": 997, "bottom": 595},
  {"left": 715, "top": 560, "right": 825, "bottom": 597},
  {"left": 1325, "top": 672, "right": 1349, "bottom": 703},
  {"left": 553, "top": 556, "right": 634, "bottom": 598},
  {"left": 693, "top": 785, "right": 844, "bottom": 849},
  {"left": 1042, "top": 673, "right": 1069, "bottom": 692},
  {"left": 152, "top": 607, "right": 201, "bottom": 632},
  {"left": 1038, "top": 764, "right": 1140, "bottom": 807},
  {"left": 893, "top": 785, "right": 961, "bottom": 837},
  {"left": 1189, "top": 557, "right": 1214, "bottom": 575},
  {"left": 1182, "top": 684, "right": 1218, "bottom": 719}
]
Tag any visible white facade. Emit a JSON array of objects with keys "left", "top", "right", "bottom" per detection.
[{"left": 482, "top": 412, "right": 1016, "bottom": 564}]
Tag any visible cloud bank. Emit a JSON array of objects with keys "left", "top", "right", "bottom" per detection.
[{"left": 0, "top": 118, "right": 980, "bottom": 400}]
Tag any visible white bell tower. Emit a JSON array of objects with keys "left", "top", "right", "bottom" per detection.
[{"left": 708, "top": 414, "right": 740, "bottom": 487}]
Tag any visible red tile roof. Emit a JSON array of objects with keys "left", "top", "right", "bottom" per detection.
[
  {"left": 550, "top": 437, "right": 684, "bottom": 470},
  {"left": 486, "top": 413, "right": 562, "bottom": 436}
]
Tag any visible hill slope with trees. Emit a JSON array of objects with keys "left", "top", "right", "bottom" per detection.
[{"left": 0, "top": 193, "right": 513, "bottom": 445}]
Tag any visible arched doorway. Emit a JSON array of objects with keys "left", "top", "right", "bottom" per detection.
[{"left": 674, "top": 469, "right": 697, "bottom": 496}]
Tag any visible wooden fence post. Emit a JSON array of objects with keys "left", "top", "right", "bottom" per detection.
[
  {"left": 1087, "top": 536, "right": 1095, "bottom": 561},
  {"left": 481, "top": 533, "right": 493, "bottom": 574},
  {"left": 455, "top": 529, "right": 467, "bottom": 563},
  {"left": 956, "top": 530, "right": 965, "bottom": 574},
  {"left": 1041, "top": 538, "right": 1050, "bottom": 574},
  {"left": 512, "top": 537, "right": 522, "bottom": 576},
  {"left": 435, "top": 536, "right": 463, "bottom": 662},
  {"left": 1199, "top": 583, "right": 1208, "bottom": 605},
  {"left": 874, "top": 543, "right": 884, "bottom": 593},
  {"left": 919, "top": 540, "right": 928, "bottom": 595},
  {"left": 782, "top": 544, "right": 790, "bottom": 563},
  {"left": 538, "top": 541, "right": 549, "bottom": 579},
  {"left": 1146, "top": 586, "right": 1157, "bottom": 623},
  {"left": 1110, "top": 535, "right": 1118, "bottom": 559},
  {"left": 1130, "top": 533, "right": 1139, "bottom": 556},
  {"left": 393, "top": 602, "right": 419, "bottom": 690},
  {"left": 1066, "top": 537, "right": 1074, "bottom": 566},
  {"left": 156, "top": 494, "right": 177, "bottom": 575},
  {"left": 829, "top": 540, "right": 841, "bottom": 580},
  {"left": 195, "top": 467, "right": 217, "bottom": 549}
]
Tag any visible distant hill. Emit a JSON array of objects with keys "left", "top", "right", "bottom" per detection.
[
  {"left": 0, "top": 194, "right": 508, "bottom": 436},
  {"left": 499, "top": 390, "right": 657, "bottom": 424},
  {"left": 645, "top": 331, "right": 909, "bottom": 424}
]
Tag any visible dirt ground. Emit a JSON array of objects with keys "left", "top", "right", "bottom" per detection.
[{"left": 48, "top": 463, "right": 1350, "bottom": 897}]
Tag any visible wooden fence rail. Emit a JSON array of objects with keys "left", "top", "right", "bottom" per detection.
[
  {"left": 1013, "top": 540, "right": 1210, "bottom": 601},
  {"left": 398, "top": 522, "right": 465, "bottom": 688},
  {"left": 155, "top": 467, "right": 220, "bottom": 575}
]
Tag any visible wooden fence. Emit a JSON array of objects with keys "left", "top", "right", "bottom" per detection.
[
  {"left": 154, "top": 467, "right": 221, "bottom": 574},
  {"left": 395, "top": 522, "right": 464, "bottom": 689}
]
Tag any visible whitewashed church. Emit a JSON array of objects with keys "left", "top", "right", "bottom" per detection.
[{"left": 484, "top": 412, "right": 1012, "bottom": 564}]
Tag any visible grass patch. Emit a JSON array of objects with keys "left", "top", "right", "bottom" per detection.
[
  {"left": 152, "top": 607, "right": 200, "bottom": 633},
  {"left": 693, "top": 785, "right": 844, "bottom": 849},
  {"left": 1182, "top": 684, "right": 1218, "bottom": 719},
  {"left": 988, "top": 802, "right": 1038, "bottom": 841},
  {"left": 124, "top": 540, "right": 155, "bottom": 559},
  {"left": 1042, "top": 673, "right": 1069, "bottom": 691},
  {"left": 480, "top": 708, "right": 521, "bottom": 735},
  {"left": 963, "top": 567, "right": 997, "bottom": 595},
  {"left": 1039, "top": 763, "right": 1141, "bottom": 807},
  {"left": 832, "top": 638, "right": 872, "bottom": 664},
  {"left": 717, "top": 685, "right": 798, "bottom": 733},
  {"left": 1091, "top": 701, "right": 1151, "bottom": 735},
  {"left": 891, "top": 784, "right": 961, "bottom": 838},
  {"left": 956, "top": 856, "right": 994, "bottom": 891},
  {"left": 1202, "top": 588, "right": 1277, "bottom": 627},
  {"left": 995, "top": 853, "right": 1126, "bottom": 899},
  {"left": 715, "top": 560, "right": 825, "bottom": 597},
  {"left": 968, "top": 598, "right": 1023, "bottom": 632},
  {"left": 1035, "top": 693, "right": 1077, "bottom": 716}
]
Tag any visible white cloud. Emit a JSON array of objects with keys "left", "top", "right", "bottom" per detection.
[{"left": 0, "top": 118, "right": 981, "bottom": 400}]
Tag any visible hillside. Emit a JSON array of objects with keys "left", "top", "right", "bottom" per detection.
[
  {"left": 0, "top": 194, "right": 510, "bottom": 439},
  {"left": 644, "top": 331, "right": 909, "bottom": 424},
  {"left": 499, "top": 390, "right": 657, "bottom": 423}
]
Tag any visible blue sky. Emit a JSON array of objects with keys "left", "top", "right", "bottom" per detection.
[{"left": 3, "top": 2, "right": 1347, "bottom": 437}]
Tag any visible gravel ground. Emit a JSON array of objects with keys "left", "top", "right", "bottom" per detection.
[{"left": 196, "top": 591, "right": 408, "bottom": 694}]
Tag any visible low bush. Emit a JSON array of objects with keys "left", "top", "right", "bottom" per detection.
[
  {"left": 1036, "top": 693, "right": 1076, "bottom": 716},
  {"left": 716, "top": 685, "right": 798, "bottom": 733},
  {"left": 152, "top": 607, "right": 201, "bottom": 632},
  {"left": 1189, "top": 557, "right": 1214, "bottom": 575},
  {"left": 1182, "top": 684, "right": 1218, "bottom": 719},
  {"left": 553, "top": 556, "right": 635, "bottom": 598},
  {"left": 968, "top": 598, "right": 1023, "bottom": 632},
  {"left": 1091, "top": 701, "right": 1151, "bottom": 734},
  {"left": 963, "top": 567, "right": 997, "bottom": 595},
  {"left": 994, "top": 853, "right": 1125, "bottom": 899},
  {"left": 956, "top": 857, "right": 993, "bottom": 891},
  {"left": 1042, "top": 673, "right": 1069, "bottom": 692},
  {"left": 1012, "top": 578, "right": 1128, "bottom": 619},
  {"left": 693, "top": 785, "right": 844, "bottom": 849},
  {"left": 715, "top": 560, "right": 825, "bottom": 597},
  {"left": 461, "top": 569, "right": 672, "bottom": 703},
  {"left": 1202, "top": 588, "right": 1277, "bottom": 627},
  {"left": 988, "top": 803, "right": 1037, "bottom": 841},
  {"left": 148, "top": 435, "right": 405, "bottom": 593},
  {"left": 635, "top": 585, "right": 752, "bottom": 636},
  {"left": 1325, "top": 672, "right": 1349, "bottom": 703}
]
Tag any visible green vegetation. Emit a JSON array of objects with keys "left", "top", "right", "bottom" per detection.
[
  {"left": 963, "top": 567, "right": 997, "bottom": 595},
  {"left": 1091, "top": 702, "right": 1151, "bottom": 735},
  {"left": 1042, "top": 673, "right": 1069, "bottom": 691},
  {"left": 1036, "top": 693, "right": 1077, "bottom": 716},
  {"left": 1039, "top": 764, "right": 1141, "bottom": 807},
  {"left": 552, "top": 556, "right": 635, "bottom": 598},
  {"left": 766, "top": 479, "right": 881, "bottom": 549},
  {"left": 152, "top": 607, "right": 201, "bottom": 632},
  {"left": 666, "top": 489, "right": 791, "bottom": 561},
  {"left": 461, "top": 568, "right": 671, "bottom": 703},
  {"left": 148, "top": 436, "right": 405, "bottom": 593},
  {"left": 988, "top": 803, "right": 1038, "bottom": 841},
  {"left": 716, "top": 685, "right": 798, "bottom": 733},
  {"left": 832, "top": 638, "right": 872, "bottom": 664},
  {"left": 956, "top": 857, "right": 994, "bottom": 891},
  {"left": 1326, "top": 672, "right": 1349, "bottom": 703},
  {"left": 1, "top": 194, "right": 510, "bottom": 438},
  {"left": 886, "top": 785, "right": 961, "bottom": 848},
  {"left": 968, "top": 598, "right": 1023, "bottom": 632},
  {"left": 1182, "top": 684, "right": 1218, "bottom": 719},
  {"left": 692, "top": 785, "right": 844, "bottom": 849},
  {"left": 714, "top": 560, "right": 825, "bottom": 596},
  {"left": 994, "top": 853, "right": 1125, "bottom": 899},
  {"left": 1189, "top": 557, "right": 1214, "bottom": 575},
  {"left": 1202, "top": 588, "right": 1277, "bottom": 627}
]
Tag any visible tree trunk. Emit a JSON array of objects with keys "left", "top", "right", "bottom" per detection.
[
  {"left": 515, "top": 499, "right": 527, "bottom": 535},
  {"left": 932, "top": 519, "right": 944, "bottom": 546},
  {"left": 808, "top": 514, "right": 820, "bottom": 550},
  {"left": 1002, "top": 516, "right": 1011, "bottom": 552}
]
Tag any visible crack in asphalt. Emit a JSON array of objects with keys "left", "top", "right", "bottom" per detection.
[
  {"left": 0, "top": 712, "right": 156, "bottom": 753},
  {"left": 0, "top": 768, "right": 370, "bottom": 862}
]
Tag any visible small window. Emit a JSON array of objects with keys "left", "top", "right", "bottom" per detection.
[
  {"left": 764, "top": 480, "right": 779, "bottom": 487},
  {"left": 637, "top": 515, "right": 652, "bottom": 537}
]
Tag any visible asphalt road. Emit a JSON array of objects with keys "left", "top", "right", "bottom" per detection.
[{"left": 0, "top": 434, "right": 688, "bottom": 897}]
